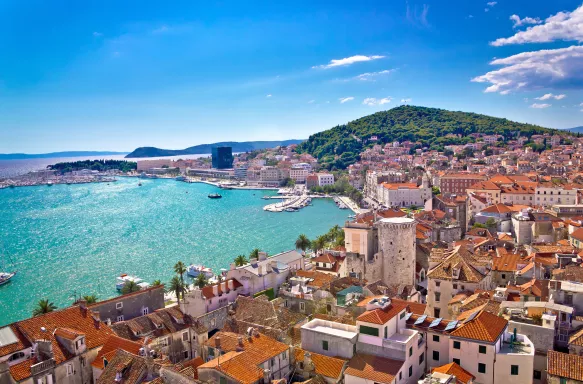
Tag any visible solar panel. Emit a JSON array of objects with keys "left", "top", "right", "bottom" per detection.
[
  {"left": 414, "top": 314, "right": 427, "bottom": 325},
  {"left": 404, "top": 312, "right": 413, "bottom": 321},
  {"left": 428, "top": 318, "right": 442, "bottom": 328},
  {"left": 465, "top": 311, "right": 479, "bottom": 323},
  {"left": 444, "top": 320, "right": 458, "bottom": 331}
]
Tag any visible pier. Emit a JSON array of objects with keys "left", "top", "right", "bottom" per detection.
[{"left": 263, "top": 195, "right": 312, "bottom": 212}]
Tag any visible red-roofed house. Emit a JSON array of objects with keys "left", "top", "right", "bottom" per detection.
[{"left": 181, "top": 278, "right": 244, "bottom": 316}]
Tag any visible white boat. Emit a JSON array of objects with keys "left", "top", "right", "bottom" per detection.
[
  {"left": 187, "top": 264, "right": 214, "bottom": 279},
  {"left": 0, "top": 272, "right": 15, "bottom": 286},
  {"left": 116, "top": 274, "right": 146, "bottom": 291}
]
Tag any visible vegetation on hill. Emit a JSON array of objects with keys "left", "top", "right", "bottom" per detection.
[
  {"left": 297, "top": 105, "right": 572, "bottom": 170},
  {"left": 125, "top": 140, "right": 305, "bottom": 158},
  {"left": 48, "top": 159, "right": 137, "bottom": 174}
]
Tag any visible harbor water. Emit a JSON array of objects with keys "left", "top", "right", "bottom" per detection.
[{"left": 0, "top": 177, "right": 349, "bottom": 326}]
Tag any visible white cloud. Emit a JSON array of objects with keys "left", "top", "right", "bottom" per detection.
[
  {"left": 93, "top": 31, "right": 103, "bottom": 37},
  {"left": 406, "top": 3, "right": 430, "bottom": 27},
  {"left": 485, "top": 8, "right": 489, "bottom": 12},
  {"left": 580, "top": 102, "right": 583, "bottom": 106},
  {"left": 492, "top": 4, "right": 583, "bottom": 46},
  {"left": 530, "top": 103, "right": 551, "bottom": 108},
  {"left": 362, "top": 97, "right": 392, "bottom": 106},
  {"left": 266, "top": 94, "right": 272, "bottom": 98},
  {"left": 487, "top": 1, "right": 497, "bottom": 6},
  {"left": 536, "top": 93, "right": 566, "bottom": 100},
  {"left": 313, "top": 55, "right": 385, "bottom": 69},
  {"left": 469, "top": 15, "right": 474, "bottom": 18},
  {"left": 339, "top": 97, "right": 354, "bottom": 103},
  {"left": 471, "top": 45, "right": 583, "bottom": 94},
  {"left": 401, "top": 98, "right": 412, "bottom": 103},
  {"left": 354, "top": 69, "right": 396, "bottom": 81},
  {"left": 308, "top": 100, "right": 315, "bottom": 104},
  {"left": 510, "top": 14, "right": 542, "bottom": 28}
]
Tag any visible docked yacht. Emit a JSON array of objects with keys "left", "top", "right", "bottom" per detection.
[
  {"left": 116, "top": 274, "right": 150, "bottom": 291},
  {"left": 0, "top": 271, "right": 15, "bottom": 286},
  {"left": 186, "top": 265, "right": 214, "bottom": 279}
]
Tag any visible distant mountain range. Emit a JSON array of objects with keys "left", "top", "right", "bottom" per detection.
[
  {"left": 0, "top": 151, "right": 128, "bottom": 160},
  {"left": 125, "top": 140, "right": 305, "bottom": 158},
  {"left": 565, "top": 126, "right": 583, "bottom": 133}
]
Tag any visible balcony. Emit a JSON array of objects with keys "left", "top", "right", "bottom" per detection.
[{"left": 498, "top": 333, "right": 534, "bottom": 356}]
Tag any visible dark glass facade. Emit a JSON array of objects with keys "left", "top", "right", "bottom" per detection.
[{"left": 211, "top": 146, "right": 234, "bottom": 169}]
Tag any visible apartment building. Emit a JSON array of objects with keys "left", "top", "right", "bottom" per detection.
[{"left": 439, "top": 174, "right": 487, "bottom": 196}]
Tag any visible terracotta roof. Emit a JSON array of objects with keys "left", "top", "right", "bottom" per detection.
[
  {"left": 468, "top": 181, "right": 500, "bottom": 191},
  {"left": 481, "top": 203, "right": 514, "bottom": 214},
  {"left": 201, "top": 278, "right": 243, "bottom": 299},
  {"left": 356, "top": 302, "right": 408, "bottom": 325},
  {"left": 381, "top": 182, "right": 419, "bottom": 190},
  {"left": 432, "top": 362, "right": 475, "bottom": 384},
  {"left": 518, "top": 279, "right": 549, "bottom": 300},
  {"left": 553, "top": 264, "right": 583, "bottom": 283},
  {"left": 450, "top": 310, "right": 507, "bottom": 343},
  {"left": 294, "top": 347, "right": 347, "bottom": 379},
  {"left": 492, "top": 251, "right": 523, "bottom": 272},
  {"left": 199, "top": 350, "right": 264, "bottom": 384},
  {"left": 570, "top": 227, "right": 583, "bottom": 242},
  {"left": 0, "top": 325, "right": 30, "bottom": 357},
  {"left": 569, "top": 327, "right": 583, "bottom": 347},
  {"left": 96, "top": 349, "right": 148, "bottom": 384},
  {"left": 547, "top": 350, "right": 583, "bottom": 381},
  {"left": 427, "top": 245, "right": 487, "bottom": 283},
  {"left": 312, "top": 254, "right": 336, "bottom": 264},
  {"left": 390, "top": 298, "right": 427, "bottom": 316},
  {"left": 457, "top": 301, "right": 501, "bottom": 321},
  {"left": 206, "top": 331, "right": 289, "bottom": 363},
  {"left": 15, "top": 305, "right": 114, "bottom": 371},
  {"left": 345, "top": 354, "right": 403, "bottom": 384},
  {"left": 9, "top": 359, "right": 34, "bottom": 381},
  {"left": 295, "top": 270, "right": 336, "bottom": 290},
  {"left": 92, "top": 335, "right": 143, "bottom": 369},
  {"left": 54, "top": 327, "right": 85, "bottom": 340}
]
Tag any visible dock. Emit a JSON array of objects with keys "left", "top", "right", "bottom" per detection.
[{"left": 263, "top": 195, "right": 312, "bottom": 212}]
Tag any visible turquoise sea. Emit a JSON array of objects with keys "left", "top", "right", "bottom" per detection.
[{"left": 0, "top": 177, "right": 350, "bottom": 326}]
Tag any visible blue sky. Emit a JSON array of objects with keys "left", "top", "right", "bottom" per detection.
[{"left": 1, "top": 0, "right": 582, "bottom": 153}]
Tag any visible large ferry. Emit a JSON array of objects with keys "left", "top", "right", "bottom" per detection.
[{"left": 187, "top": 264, "right": 214, "bottom": 279}]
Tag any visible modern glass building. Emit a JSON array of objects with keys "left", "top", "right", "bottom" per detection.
[{"left": 211, "top": 146, "right": 234, "bottom": 169}]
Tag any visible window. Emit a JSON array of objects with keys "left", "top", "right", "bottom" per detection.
[
  {"left": 399, "top": 372, "right": 402, "bottom": 380},
  {"left": 282, "top": 351, "right": 287, "bottom": 360},
  {"left": 511, "top": 365, "right": 519, "bottom": 375},
  {"left": 160, "top": 338, "right": 170, "bottom": 347},
  {"left": 434, "top": 308, "right": 441, "bottom": 317},
  {"left": 220, "top": 377, "right": 227, "bottom": 384},
  {"left": 284, "top": 300, "right": 288, "bottom": 308},
  {"left": 182, "top": 332, "right": 189, "bottom": 342},
  {"left": 560, "top": 378, "right": 567, "bottom": 384},
  {"left": 142, "top": 307, "right": 149, "bottom": 316},
  {"left": 533, "top": 370, "right": 541, "bottom": 380},
  {"left": 360, "top": 326, "right": 379, "bottom": 337},
  {"left": 183, "top": 351, "right": 189, "bottom": 359},
  {"left": 400, "top": 311, "right": 406, "bottom": 319},
  {"left": 271, "top": 358, "right": 275, "bottom": 367},
  {"left": 66, "top": 364, "right": 73, "bottom": 376},
  {"left": 208, "top": 347, "right": 215, "bottom": 357},
  {"left": 453, "top": 341, "right": 461, "bottom": 349},
  {"left": 419, "top": 352, "right": 424, "bottom": 364},
  {"left": 479, "top": 345, "right": 486, "bottom": 354},
  {"left": 300, "top": 302, "right": 306, "bottom": 311},
  {"left": 432, "top": 351, "right": 439, "bottom": 361},
  {"left": 433, "top": 335, "right": 439, "bottom": 342},
  {"left": 384, "top": 327, "right": 387, "bottom": 339},
  {"left": 501, "top": 273, "right": 506, "bottom": 279},
  {"left": 435, "top": 292, "right": 441, "bottom": 302},
  {"left": 116, "top": 315, "right": 124, "bottom": 322},
  {"left": 409, "top": 347, "right": 413, "bottom": 357},
  {"left": 409, "top": 366, "right": 412, "bottom": 377},
  {"left": 8, "top": 352, "right": 25, "bottom": 362},
  {"left": 115, "top": 302, "right": 123, "bottom": 310},
  {"left": 435, "top": 281, "right": 440, "bottom": 287},
  {"left": 478, "top": 363, "right": 486, "bottom": 374},
  {"left": 453, "top": 284, "right": 457, "bottom": 289},
  {"left": 322, "top": 341, "right": 329, "bottom": 351},
  {"left": 453, "top": 358, "right": 460, "bottom": 365}
]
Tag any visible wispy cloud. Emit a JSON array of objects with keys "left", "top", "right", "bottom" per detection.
[
  {"left": 530, "top": 103, "right": 551, "bottom": 108},
  {"left": 354, "top": 69, "right": 396, "bottom": 81},
  {"left": 363, "top": 97, "right": 392, "bottom": 106},
  {"left": 536, "top": 93, "right": 566, "bottom": 100},
  {"left": 266, "top": 94, "right": 272, "bottom": 98},
  {"left": 491, "top": 4, "right": 583, "bottom": 46},
  {"left": 472, "top": 46, "right": 583, "bottom": 94},
  {"left": 93, "top": 32, "right": 103, "bottom": 37},
  {"left": 510, "top": 14, "right": 542, "bottom": 28},
  {"left": 406, "top": 3, "right": 430, "bottom": 27},
  {"left": 487, "top": 1, "right": 497, "bottom": 6},
  {"left": 339, "top": 97, "right": 354, "bottom": 104},
  {"left": 312, "top": 55, "right": 385, "bottom": 69},
  {"left": 308, "top": 100, "right": 315, "bottom": 104},
  {"left": 401, "top": 98, "right": 412, "bottom": 103}
]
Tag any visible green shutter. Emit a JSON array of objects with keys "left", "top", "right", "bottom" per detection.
[{"left": 359, "top": 326, "right": 379, "bottom": 336}]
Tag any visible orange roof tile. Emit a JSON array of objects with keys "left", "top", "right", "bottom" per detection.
[
  {"left": 199, "top": 351, "right": 264, "bottom": 384},
  {"left": 356, "top": 302, "right": 408, "bottom": 325},
  {"left": 0, "top": 325, "right": 30, "bottom": 357},
  {"left": 345, "top": 354, "right": 403, "bottom": 384},
  {"left": 450, "top": 311, "right": 507, "bottom": 343},
  {"left": 91, "top": 335, "right": 143, "bottom": 369},
  {"left": 294, "top": 348, "right": 347, "bottom": 379},
  {"left": 201, "top": 279, "right": 243, "bottom": 299},
  {"left": 432, "top": 362, "right": 475, "bottom": 384},
  {"left": 547, "top": 350, "right": 583, "bottom": 381}
]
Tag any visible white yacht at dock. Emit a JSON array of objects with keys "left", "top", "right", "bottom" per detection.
[
  {"left": 116, "top": 274, "right": 150, "bottom": 291},
  {"left": 186, "top": 264, "right": 214, "bottom": 279}
]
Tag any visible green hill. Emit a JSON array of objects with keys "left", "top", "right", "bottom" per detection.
[{"left": 297, "top": 105, "right": 572, "bottom": 170}]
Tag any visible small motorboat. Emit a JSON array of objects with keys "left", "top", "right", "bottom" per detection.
[
  {"left": 187, "top": 265, "right": 214, "bottom": 279},
  {"left": 208, "top": 193, "right": 222, "bottom": 199},
  {"left": 138, "top": 183, "right": 142, "bottom": 186},
  {"left": 0, "top": 272, "right": 16, "bottom": 286},
  {"left": 116, "top": 274, "right": 149, "bottom": 291}
]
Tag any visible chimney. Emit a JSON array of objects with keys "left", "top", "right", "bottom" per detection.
[
  {"left": 215, "top": 336, "right": 221, "bottom": 350},
  {"left": 212, "top": 285, "right": 219, "bottom": 296},
  {"left": 258, "top": 265, "right": 264, "bottom": 276},
  {"left": 78, "top": 299, "right": 88, "bottom": 317},
  {"left": 263, "top": 369, "right": 271, "bottom": 383},
  {"left": 303, "top": 351, "right": 315, "bottom": 373},
  {"left": 258, "top": 252, "right": 267, "bottom": 261},
  {"left": 230, "top": 263, "right": 236, "bottom": 270},
  {"left": 228, "top": 280, "right": 234, "bottom": 290},
  {"left": 36, "top": 340, "right": 53, "bottom": 361},
  {"left": 238, "top": 336, "right": 244, "bottom": 347},
  {"left": 220, "top": 281, "right": 227, "bottom": 293},
  {"left": 447, "top": 242, "right": 453, "bottom": 251},
  {"left": 270, "top": 260, "right": 278, "bottom": 271},
  {"left": 266, "top": 263, "right": 273, "bottom": 273}
]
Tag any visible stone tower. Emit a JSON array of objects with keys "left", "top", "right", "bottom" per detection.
[{"left": 377, "top": 217, "right": 417, "bottom": 287}]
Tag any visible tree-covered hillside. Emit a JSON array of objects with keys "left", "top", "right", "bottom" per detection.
[{"left": 297, "top": 105, "right": 571, "bottom": 170}]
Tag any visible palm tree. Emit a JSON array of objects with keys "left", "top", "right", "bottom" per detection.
[
  {"left": 193, "top": 273, "right": 208, "bottom": 289},
  {"left": 295, "top": 234, "right": 311, "bottom": 255},
  {"left": 234, "top": 254, "right": 248, "bottom": 267},
  {"left": 82, "top": 295, "right": 98, "bottom": 304},
  {"left": 168, "top": 276, "right": 186, "bottom": 305},
  {"left": 121, "top": 280, "right": 140, "bottom": 294},
  {"left": 249, "top": 248, "right": 261, "bottom": 259},
  {"left": 33, "top": 299, "right": 57, "bottom": 317},
  {"left": 174, "top": 261, "right": 187, "bottom": 286},
  {"left": 152, "top": 279, "right": 162, "bottom": 286},
  {"left": 311, "top": 235, "right": 327, "bottom": 255}
]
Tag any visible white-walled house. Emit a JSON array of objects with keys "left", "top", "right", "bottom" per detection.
[{"left": 181, "top": 278, "right": 243, "bottom": 317}]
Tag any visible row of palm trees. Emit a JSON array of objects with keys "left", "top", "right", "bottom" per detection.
[
  {"left": 32, "top": 294, "right": 99, "bottom": 317},
  {"left": 294, "top": 225, "right": 345, "bottom": 256},
  {"left": 233, "top": 247, "right": 263, "bottom": 267}
]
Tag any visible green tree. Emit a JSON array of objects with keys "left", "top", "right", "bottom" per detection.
[
  {"left": 249, "top": 248, "right": 261, "bottom": 259},
  {"left": 174, "top": 261, "right": 187, "bottom": 287},
  {"left": 152, "top": 279, "right": 162, "bottom": 286},
  {"left": 311, "top": 235, "right": 327, "bottom": 255},
  {"left": 432, "top": 186, "right": 441, "bottom": 195},
  {"left": 168, "top": 276, "right": 186, "bottom": 305},
  {"left": 485, "top": 218, "right": 497, "bottom": 228},
  {"left": 82, "top": 295, "right": 98, "bottom": 304},
  {"left": 234, "top": 255, "right": 248, "bottom": 267},
  {"left": 295, "top": 234, "right": 311, "bottom": 255},
  {"left": 33, "top": 299, "right": 57, "bottom": 317},
  {"left": 121, "top": 280, "right": 141, "bottom": 294},
  {"left": 193, "top": 273, "right": 209, "bottom": 289}
]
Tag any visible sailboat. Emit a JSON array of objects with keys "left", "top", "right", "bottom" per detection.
[{"left": 0, "top": 250, "right": 16, "bottom": 286}]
